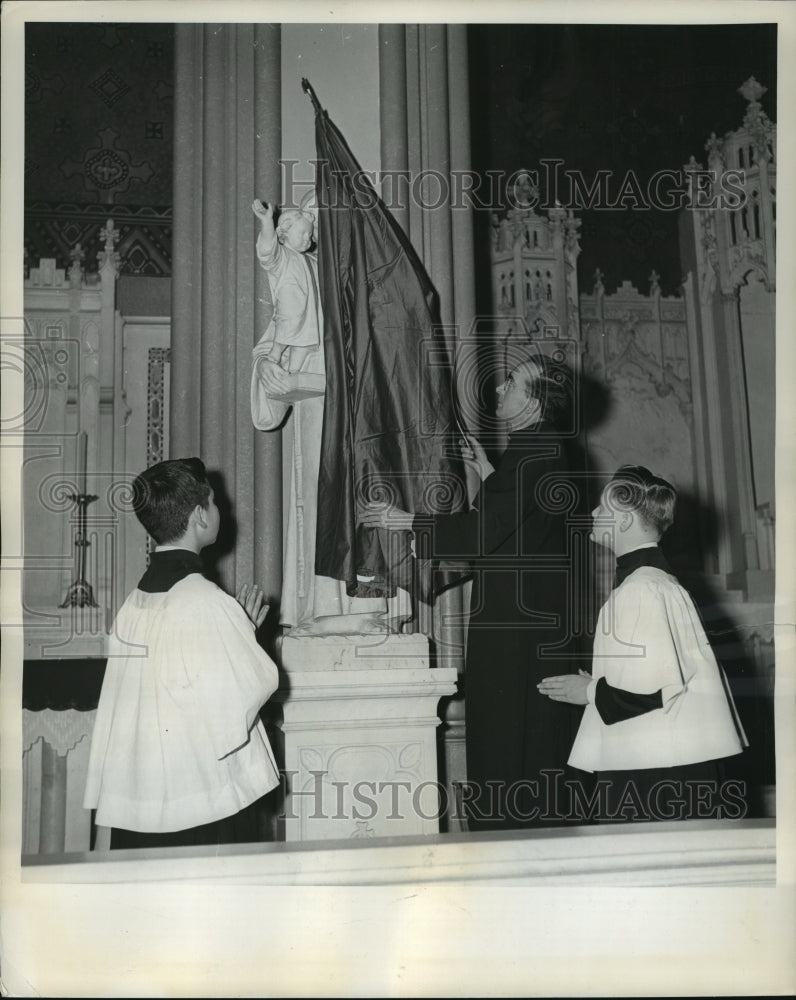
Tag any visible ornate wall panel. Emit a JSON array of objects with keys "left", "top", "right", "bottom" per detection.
[{"left": 25, "top": 24, "right": 173, "bottom": 275}]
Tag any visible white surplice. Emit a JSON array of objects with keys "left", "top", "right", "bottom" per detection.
[
  {"left": 83, "top": 575, "right": 280, "bottom": 832},
  {"left": 569, "top": 566, "right": 748, "bottom": 773}
]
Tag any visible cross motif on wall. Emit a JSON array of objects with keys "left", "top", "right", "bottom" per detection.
[{"left": 60, "top": 127, "right": 154, "bottom": 205}]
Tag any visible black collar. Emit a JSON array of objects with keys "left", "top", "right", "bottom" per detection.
[
  {"left": 138, "top": 548, "right": 204, "bottom": 593},
  {"left": 614, "top": 545, "right": 671, "bottom": 588}
]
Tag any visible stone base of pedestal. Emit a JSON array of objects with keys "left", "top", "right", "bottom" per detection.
[
  {"left": 272, "top": 634, "right": 457, "bottom": 842},
  {"left": 438, "top": 693, "right": 468, "bottom": 833}
]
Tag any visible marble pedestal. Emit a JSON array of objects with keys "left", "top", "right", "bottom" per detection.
[{"left": 272, "top": 634, "right": 458, "bottom": 842}]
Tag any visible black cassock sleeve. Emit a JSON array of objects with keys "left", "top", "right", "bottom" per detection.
[
  {"left": 594, "top": 676, "right": 663, "bottom": 725},
  {"left": 412, "top": 508, "right": 481, "bottom": 559},
  {"left": 412, "top": 441, "right": 562, "bottom": 560}
]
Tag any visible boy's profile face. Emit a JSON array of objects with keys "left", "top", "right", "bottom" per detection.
[{"left": 590, "top": 484, "right": 625, "bottom": 550}]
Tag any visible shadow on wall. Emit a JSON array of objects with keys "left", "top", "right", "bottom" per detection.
[
  {"left": 678, "top": 562, "right": 775, "bottom": 821},
  {"left": 580, "top": 370, "right": 614, "bottom": 442},
  {"left": 664, "top": 486, "right": 774, "bottom": 819}
]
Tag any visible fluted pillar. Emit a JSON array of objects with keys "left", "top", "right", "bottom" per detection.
[
  {"left": 720, "top": 287, "right": 760, "bottom": 578},
  {"left": 170, "top": 24, "right": 282, "bottom": 597},
  {"left": 378, "top": 25, "right": 409, "bottom": 235}
]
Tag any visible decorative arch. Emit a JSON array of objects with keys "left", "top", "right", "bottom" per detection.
[{"left": 731, "top": 261, "right": 773, "bottom": 294}]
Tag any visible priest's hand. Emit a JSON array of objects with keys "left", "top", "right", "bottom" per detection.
[
  {"left": 359, "top": 502, "right": 414, "bottom": 531},
  {"left": 460, "top": 432, "right": 494, "bottom": 504},
  {"left": 236, "top": 583, "right": 270, "bottom": 628},
  {"left": 255, "top": 355, "right": 290, "bottom": 395},
  {"left": 459, "top": 432, "right": 493, "bottom": 481},
  {"left": 537, "top": 669, "right": 592, "bottom": 705}
]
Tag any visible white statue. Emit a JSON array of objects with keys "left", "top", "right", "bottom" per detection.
[
  {"left": 251, "top": 200, "right": 318, "bottom": 374},
  {"left": 250, "top": 197, "right": 410, "bottom": 635}
]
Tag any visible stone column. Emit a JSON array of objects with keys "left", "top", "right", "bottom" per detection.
[
  {"left": 705, "top": 168, "right": 762, "bottom": 590},
  {"left": 681, "top": 272, "right": 717, "bottom": 576},
  {"left": 402, "top": 25, "right": 477, "bottom": 356},
  {"left": 170, "top": 24, "right": 282, "bottom": 597},
  {"left": 682, "top": 199, "right": 754, "bottom": 587},
  {"left": 755, "top": 153, "right": 776, "bottom": 279},
  {"left": 719, "top": 287, "right": 761, "bottom": 582},
  {"left": 378, "top": 25, "right": 409, "bottom": 235},
  {"left": 38, "top": 742, "right": 67, "bottom": 854}
]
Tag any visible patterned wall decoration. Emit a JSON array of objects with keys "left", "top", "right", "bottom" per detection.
[
  {"left": 60, "top": 128, "right": 155, "bottom": 203},
  {"left": 145, "top": 347, "right": 171, "bottom": 558},
  {"left": 25, "top": 23, "right": 173, "bottom": 274},
  {"left": 146, "top": 347, "right": 171, "bottom": 469},
  {"left": 25, "top": 203, "right": 172, "bottom": 278}
]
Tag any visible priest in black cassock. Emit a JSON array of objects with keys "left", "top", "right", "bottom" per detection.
[{"left": 363, "top": 351, "right": 583, "bottom": 830}]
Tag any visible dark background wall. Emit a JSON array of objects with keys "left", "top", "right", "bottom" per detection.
[
  {"left": 25, "top": 21, "right": 777, "bottom": 292},
  {"left": 25, "top": 22, "right": 174, "bottom": 276},
  {"left": 468, "top": 23, "right": 778, "bottom": 298}
]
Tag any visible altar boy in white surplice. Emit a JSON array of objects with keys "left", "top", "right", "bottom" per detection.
[
  {"left": 83, "top": 458, "right": 280, "bottom": 848},
  {"left": 538, "top": 465, "right": 747, "bottom": 821}
]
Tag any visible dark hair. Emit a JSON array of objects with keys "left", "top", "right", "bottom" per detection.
[
  {"left": 132, "top": 458, "right": 211, "bottom": 544},
  {"left": 529, "top": 354, "right": 574, "bottom": 429},
  {"left": 607, "top": 465, "right": 677, "bottom": 535}
]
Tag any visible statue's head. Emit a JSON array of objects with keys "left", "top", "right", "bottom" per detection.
[{"left": 276, "top": 210, "right": 315, "bottom": 252}]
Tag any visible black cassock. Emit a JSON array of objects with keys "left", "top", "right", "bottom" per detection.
[{"left": 415, "top": 424, "right": 584, "bottom": 829}]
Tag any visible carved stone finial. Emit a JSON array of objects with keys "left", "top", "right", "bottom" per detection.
[
  {"left": 683, "top": 155, "right": 703, "bottom": 175},
  {"left": 564, "top": 210, "right": 581, "bottom": 254},
  {"left": 593, "top": 268, "right": 605, "bottom": 296},
  {"left": 739, "top": 76, "right": 767, "bottom": 106},
  {"left": 705, "top": 132, "right": 725, "bottom": 165},
  {"left": 510, "top": 170, "right": 539, "bottom": 210},
  {"left": 738, "top": 78, "right": 774, "bottom": 158},
  {"left": 98, "top": 218, "right": 121, "bottom": 272},
  {"left": 68, "top": 243, "right": 85, "bottom": 286},
  {"left": 683, "top": 156, "right": 708, "bottom": 206},
  {"left": 101, "top": 218, "right": 120, "bottom": 252}
]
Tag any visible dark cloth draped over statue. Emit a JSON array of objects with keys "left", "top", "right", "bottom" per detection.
[{"left": 305, "top": 79, "right": 467, "bottom": 600}]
